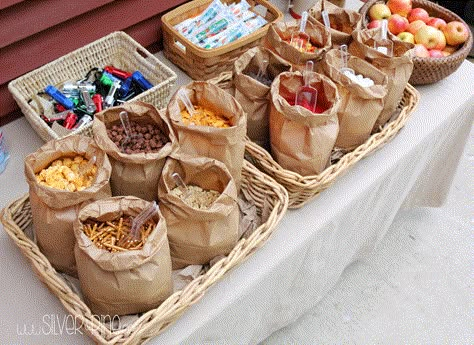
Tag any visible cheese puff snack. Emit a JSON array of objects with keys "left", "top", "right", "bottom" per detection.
[{"left": 36, "top": 156, "right": 97, "bottom": 191}]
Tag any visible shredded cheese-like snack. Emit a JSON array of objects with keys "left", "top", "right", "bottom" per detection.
[
  {"left": 180, "top": 105, "right": 232, "bottom": 128},
  {"left": 170, "top": 185, "right": 220, "bottom": 210},
  {"left": 83, "top": 216, "right": 156, "bottom": 252},
  {"left": 36, "top": 156, "right": 97, "bottom": 191}
]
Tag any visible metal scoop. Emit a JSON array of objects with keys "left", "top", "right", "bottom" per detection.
[
  {"left": 295, "top": 60, "right": 318, "bottom": 113},
  {"left": 374, "top": 19, "right": 393, "bottom": 57}
]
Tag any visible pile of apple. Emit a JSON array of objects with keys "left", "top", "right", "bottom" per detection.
[{"left": 367, "top": 0, "right": 470, "bottom": 58}]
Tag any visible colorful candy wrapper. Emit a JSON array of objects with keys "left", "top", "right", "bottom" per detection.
[
  {"left": 244, "top": 15, "right": 267, "bottom": 31},
  {"left": 192, "top": 13, "right": 236, "bottom": 44},
  {"left": 203, "top": 21, "right": 250, "bottom": 49},
  {"left": 175, "top": 0, "right": 225, "bottom": 37}
]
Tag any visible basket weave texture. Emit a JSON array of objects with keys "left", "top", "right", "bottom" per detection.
[
  {"left": 0, "top": 160, "right": 288, "bottom": 344},
  {"left": 162, "top": 0, "right": 283, "bottom": 80},
  {"left": 245, "top": 84, "right": 420, "bottom": 208},
  {"left": 8, "top": 31, "right": 177, "bottom": 142},
  {"left": 359, "top": 0, "right": 473, "bottom": 85}
]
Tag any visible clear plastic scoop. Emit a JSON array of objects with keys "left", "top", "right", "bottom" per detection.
[
  {"left": 79, "top": 155, "right": 96, "bottom": 177},
  {"left": 171, "top": 172, "right": 191, "bottom": 200},
  {"left": 339, "top": 44, "right": 355, "bottom": 75},
  {"left": 255, "top": 58, "right": 270, "bottom": 85},
  {"left": 322, "top": 10, "right": 331, "bottom": 29},
  {"left": 119, "top": 110, "right": 135, "bottom": 151},
  {"left": 119, "top": 201, "right": 157, "bottom": 246},
  {"left": 295, "top": 60, "right": 318, "bottom": 113},
  {"left": 374, "top": 19, "right": 393, "bottom": 57},
  {"left": 290, "top": 11, "right": 310, "bottom": 52},
  {"left": 178, "top": 89, "right": 196, "bottom": 118}
]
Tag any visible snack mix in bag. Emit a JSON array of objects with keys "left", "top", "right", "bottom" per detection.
[
  {"left": 180, "top": 106, "right": 232, "bottom": 128},
  {"left": 36, "top": 156, "right": 97, "bottom": 191}
]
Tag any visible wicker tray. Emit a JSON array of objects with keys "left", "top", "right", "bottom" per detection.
[
  {"left": 0, "top": 160, "right": 288, "bottom": 344},
  {"left": 8, "top": 31, "right": 177, "bottom": 142},
  {"left": 359, "top": 0, "right": 473, "bottom": 85},
  {"left": 245, "top": 84, "right": 420, "bottom": 208},
  {"left": 161, "top": 0, "right": 283, "bottom": 80}
]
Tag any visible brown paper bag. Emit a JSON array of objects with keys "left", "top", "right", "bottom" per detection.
[
  {"left": 270, "top": 71, "right": 340, "bottom": 176},
  {"left": 93, "top": 101, "right": 177, "bottom": 201},
  {"left": 74, "top": 196, "right": 173, "bottom": 316},
  {"left": 24, "top": 135, "right": 112, "bottom": 275},
  {"left": 349, "top": 28, "right": 414, "bottom": 130},
  {"left": 166, "top": 81, "right": 246, "bottom": 189},
  {"left": 264, "top": 20, "right": 331, "bottom": 70},
  {"left": 319, "top": 49, "right": 389, "bottom": 149},
  {"left": 158, "top": 156, "right": 239, "bottom": 269},
  {"left": 309, "top": 0, "right": 361, "bottom": 48},
  {"left": 234, "top": 46, "right": 292, "bottom": 149}
]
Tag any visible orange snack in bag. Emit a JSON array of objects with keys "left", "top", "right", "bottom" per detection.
[
  {"left": 180, "top": 105, "right": 232, "bottom": 128},
  {"left": 36, "top": 155, "right": 97, "bottom": 191}
]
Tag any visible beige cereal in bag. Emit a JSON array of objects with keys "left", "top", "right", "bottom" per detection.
[{"left": 158, "top": 157, "right": 239, "bottom": 269}]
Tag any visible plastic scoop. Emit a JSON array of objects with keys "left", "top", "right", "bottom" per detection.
[
  {"left": 171, "top": 172, "right": 191, "bottom": 200},
  {"left": 178, "top": 89, "right": 196, "bottom": 118},
  {"left": 321, "top": 10, "right": 331, "bottom": 29},
  {"left": 295, "top": 60, "right": 318, "bottom": 113},
  {"left": 374, "top": 19, "right": 393, "bottom": 57},
  {"left": 255, "top": 58, "right": 272, "bottom": 86},
  {"left": 79, "top": 155, "right": 96, "bottom": 177},
  {"left": 339, "top": 44, "right": 355, "bottom": 76},
  {"left": 290, "top": 11, "right": 310, "bottom": 52},
  {"left": 119, "top": 201, "right": 157, "bottom": 246},
  {"left": 119, "top": 110, "right": 135, "bottom": 151}
]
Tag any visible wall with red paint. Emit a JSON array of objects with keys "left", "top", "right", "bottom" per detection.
[{"left": 0, "top": 0, "right": 186, "bottom": 125}]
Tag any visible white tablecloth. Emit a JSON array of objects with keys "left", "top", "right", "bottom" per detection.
[{"left": 0, "top": 35, "right": 473, "bottom": 345}]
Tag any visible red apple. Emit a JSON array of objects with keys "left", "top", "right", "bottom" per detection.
[
  {"left": 408, "top": 8, "right": 429, "bottom": 23},
  {"left": 368, "top": 19, "right": 383, "bottom": 29},
  {"left": 387, "top": 0, "right": 412, "bottom": 17},
  {"left": 388, "top": 14, "right": 409, "bottom": 35},
  {"left": 397, "top": 31, "right": 415, "bottom": 44},
  {"left": 442, "top": 21, "right": 469, "bottom": 46},
  {"left": 415, "top": 25, "right": 441, "bottom": 49},
  {"left": 434, "top": 29, "right": 446, "bottom": 50},
  {"left": 369, "top": 3, "right": 392, "bottom": 20},
  {"left": 443, "top": 45, "right": 458, "bottom": 54},
  {"left": 413, "top": 44, "right": 430, "bottom": 57},
  {"left": 407, "top": 20, "right": 426, "bottom": 35},
  {"left": 427, "top": 17, "right": 447, "bottom": 31},
  {"left": 428, "top": 49, "right": 444, "bottom": 58}
]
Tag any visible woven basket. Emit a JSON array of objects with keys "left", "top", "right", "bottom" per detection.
[
  {"left": 8, "top": 31, "right": 177, "bottom": 142},
  {"left": 0, "top": 160, "right": 288, "bottom": 345},
  {"left": 245, "top": 84, "right": 420, "bottom": 208},
  {"left": 359, "top": 0, "right": 473, "bottom": 85},
  {"left": 161, "top": 0, "right": 283, "bottom": 80}
]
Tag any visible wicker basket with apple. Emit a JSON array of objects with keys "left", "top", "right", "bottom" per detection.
[{"left": 360, "top": 0, "right": 473, "bottom": 85}]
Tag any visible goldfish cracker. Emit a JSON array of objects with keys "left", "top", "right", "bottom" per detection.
[
  {"left": 36, "top": 155, "right": 97, "bottom": 191},
  {"left": 180, "top": 105, "right": 232, "bottom": 128}
]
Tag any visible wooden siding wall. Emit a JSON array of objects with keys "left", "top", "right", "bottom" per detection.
[{"left": 0, "top": 0, "right": 187, "bottom": 126}]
